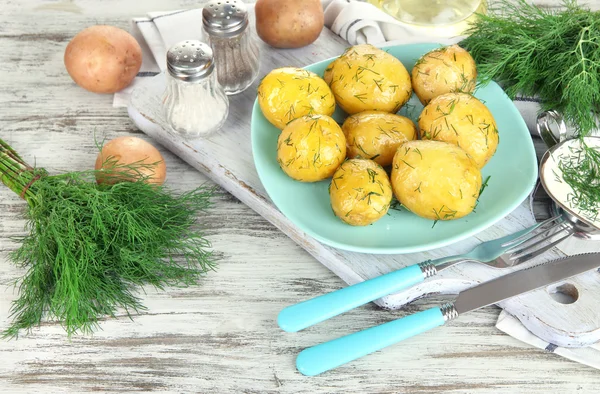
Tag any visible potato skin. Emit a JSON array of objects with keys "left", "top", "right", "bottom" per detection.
[
  {"left": 277, "top": 115, "right": 346, "bottom": 182},
  {"left": 64, "top": 25, "right": 142, "bottom": 94},
  {"left": 418, "top": 92, "right": 499, "bottom": 168},
  {"left": 95, "top": 136, "right": 166, "bottom": 185},
  {"left": 391, "top": 140, "right": 481, "bottom": 221},
  {"left": 323, "top": 57, "right": 338, "bottom": 85},
  {"left": 326, "top": 44, "right": 412, "bottom": 115},
  {"left": 329, "top": 159, "right": 393, "bottom": 226},
  {"left": 258, "top": 67, "right": 335, "bottom": 130},
  {"left": 411, "top": 44, "right": 477, "bottom": 105},
  {"left": 342, "top": 111, "right": 417, "bottom": 166},
  {"left": 255, "top": 0, "right": 324, "bottom": 49}
]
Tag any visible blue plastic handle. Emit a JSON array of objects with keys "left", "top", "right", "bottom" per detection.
[
  {"left": 278, "top": 264, "right": 427, "bottom": 332},
  {"left": 296, "top": 307, "right": 446, "bottom": 376}
]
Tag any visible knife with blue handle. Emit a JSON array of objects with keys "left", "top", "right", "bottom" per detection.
[
  {"left": 278, "top": 222, "right": 546, "bottom": 333},
  {"left": 295, "top": 252, "right": 600, "bottom": 376}
]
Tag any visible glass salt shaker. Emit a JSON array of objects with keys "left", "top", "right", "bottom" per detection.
[
  {"left": 202, "top": 0, "right": 260, "bottom": 95},
  {"left": 162, "top": 40, "right": 229, "bottom": 138}
]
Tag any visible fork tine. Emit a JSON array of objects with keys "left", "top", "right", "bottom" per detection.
[
  {"left": 509, "top": 230, "right": 575, "bottom": 265},
  {"left": 504, "top": 219, "right": 568, "bottom": 253},
  {"left": 506, "top": 221, "right": 569, "bottom": 256},
  {"left": 500, "top": 215, "right": 563, "bottom": 248}
]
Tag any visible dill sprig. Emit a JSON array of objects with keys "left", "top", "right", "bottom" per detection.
[
  {"left": 0, "top": 138, "right": 216, "bottom": 338},
  {"left": 557, "top": 141, "right": 600, "bottom": 223}
]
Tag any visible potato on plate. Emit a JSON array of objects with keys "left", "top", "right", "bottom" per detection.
[
  {"left": 324, "top": 44, "right": 412, "bottom": 115},
  {"left": 342, "top": 111, "right": 417, "bottom": 167},
  {"left": 277, "top": 114, "right": 346, "bottom": 182},
  {"left": 329, "top": 159, "right": 392, "bottom": 226},
  {"left": 258, "top": 67, "right": 335, "bottom": 130},
  {"left": 391, "top": 140, "right": 481, "bottom": 221},
  {"left": 411, "top": 44, "right": 477, "bottom": 105},
  {"left": 418, "top": 92, "right": 499, "bottom": 168}
]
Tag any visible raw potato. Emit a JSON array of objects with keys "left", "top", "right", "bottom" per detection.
[
  {"left": 255, "top": 0, "right": 324, "bottom": 49},
  {"left": 342, "top": 111, "right": 417, "bottom": 166},
  {"left": 277, "top": 115, "right": 346, "bottom": 182},
  {"left": 258, "top": 67, "right": 335, "bottom": 130},
  {"left": 391, "top": 140, "right": 481, "bottom": 221},
  {"left": 329, "top": 159, "right": 392, "bottom": 226},
  {"left": 411, "top": 44, "right": 477, "bottom": 105},
  {"left": 64, "top": 25, "right": 142, "bottom": 94},
  {"left": 95, "top": 136, "right": 167, "bottom": 185},
  {"left": 419, "top": 92, "right": 499, "bottom": 168},
  {"left": 325, "top": 44, "right": 412, "bottom": 115}
]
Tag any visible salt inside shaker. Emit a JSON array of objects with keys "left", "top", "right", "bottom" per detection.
[
  {"left": 162, "top": 40, "right": 229, "bottom": 138},
  {"left": 202, "top": 0, "right": 260, "bottom": 95}
]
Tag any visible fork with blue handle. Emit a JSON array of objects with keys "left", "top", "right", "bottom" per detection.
[{"left": 278, "top": 215, "right": 571, "bottom": 333}]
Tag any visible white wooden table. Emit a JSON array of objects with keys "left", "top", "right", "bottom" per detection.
[{"left": 1, "top": 1, "right": 600, "bottom": 392}]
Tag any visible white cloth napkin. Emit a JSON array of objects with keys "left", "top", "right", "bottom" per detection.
[
  {"left": 497, "top": 311, "right": 600, "bottom": 369},
  {"left": 119, "top": 0, "right": 599, "bottom": 367}
]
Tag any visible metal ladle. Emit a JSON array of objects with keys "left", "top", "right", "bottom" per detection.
[
  {"left": 536, "top": 111, "right": 600, "bottom": 240},
  {"left": 536, "top": 110, "right": 571, "bottom": 147}
]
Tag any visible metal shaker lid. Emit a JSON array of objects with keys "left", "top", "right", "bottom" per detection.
[
  {"left": 166, "top": 40, "right": 214, "bottom": 82},
  {"left": 202, "top": 0, "right": 248, "bottom": 37}
]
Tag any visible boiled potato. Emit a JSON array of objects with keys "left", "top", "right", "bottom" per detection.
[
  {"left": 277, "top": 115, "right": 346, "bottom": 182},
  {"left": 342, "top": 111, "right": 417, "bottom": 167},
  {"left": 391, "top": 140, "right": 481, "bottom": 221},
  {"left": 325, "top": 44, "right": 412, "bottom": 115},
  {"left": 258, "top": 67, "right": 335, "bottom": 130},
  {"left": 418, "top": 92, "right": 499, "bottom": 168},
  {"left": 329, "top": 159, "right": 393, "bottom": 226},
  {"left": 411, "top": 44, "right": 477, "bottom": 105}
]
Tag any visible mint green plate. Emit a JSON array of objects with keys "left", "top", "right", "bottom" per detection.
[{"left": 251, "top": 43, "right": 538, "bottom": 254}]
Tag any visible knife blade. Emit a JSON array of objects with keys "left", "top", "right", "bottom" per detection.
[
  {"left": 296, "top": 253, "right": 600, "bottom": 376},
  {"left": 454, "top": 252, "right": 599, "bottom": 314}
]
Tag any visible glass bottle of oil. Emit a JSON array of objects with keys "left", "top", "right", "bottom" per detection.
[{"left": 366, "top": 0, "right": 486, "bottom": 37}]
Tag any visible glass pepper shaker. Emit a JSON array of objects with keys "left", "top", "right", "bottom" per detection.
[
  {"left": 202, "top": 0, "right": 260, "bottom": 95},
  {"left": 162, "top": 40, "right": 229, "bottom": 138}
]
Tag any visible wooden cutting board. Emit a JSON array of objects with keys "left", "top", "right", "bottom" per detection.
[{"left": 127, "top": 29, "right": 600, "bottom": 348}]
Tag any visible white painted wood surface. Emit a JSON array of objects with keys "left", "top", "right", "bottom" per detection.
[{"left": 1, "top": 1, "right": 600, "bottom": 392}]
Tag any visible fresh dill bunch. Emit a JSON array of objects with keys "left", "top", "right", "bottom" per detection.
[
  {"left": 461, "top": 0, "right": 600, "bottom": 135},
  {"left": 461, "top": 0, "right": 600, "bottom": 218},
  {"left": 0, "top": 138, "right": 216, "bottom": 338}
]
